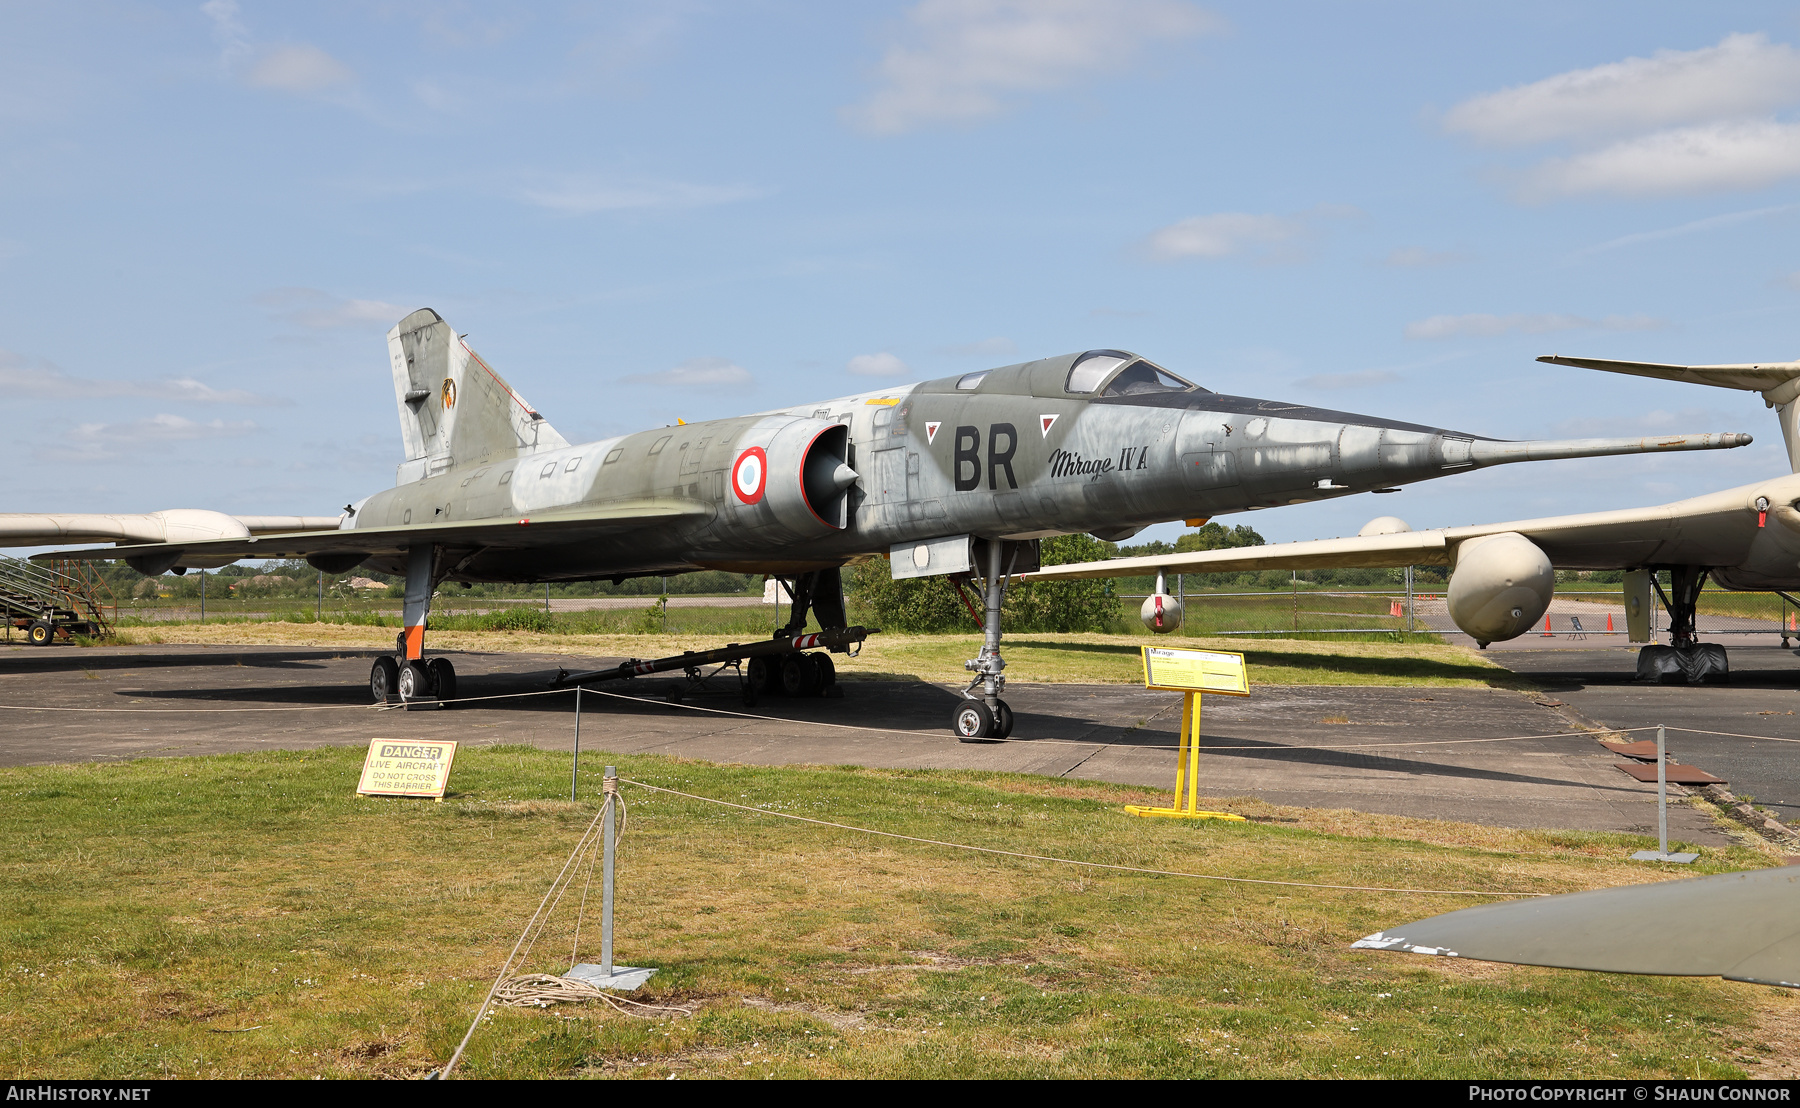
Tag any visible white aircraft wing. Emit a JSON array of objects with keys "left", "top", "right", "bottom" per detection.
[
  {"left": 1022, "top": 476, "right": 1795, "bottom": 581},
  {"left": 1538, "top": 354, "right": 1800, "bottom": 394},
  {"left": 1353, "top": 866, "right": 1800, "bottom": 988},
  {"left": 0, "top": 511, "right": 343, "bottom": 547}
]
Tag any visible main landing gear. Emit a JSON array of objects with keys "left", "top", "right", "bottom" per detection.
[
  {"left": 954, "top": 539, "right": 1020, "bottom": 742},
  {"left": 1636, "top": 565, "right": 1729, "bottom": 684},
  {"left": 367, "top": 543, "right": 459, "bottom": 706},
  {"left": 369, "top": 654, "right": 458, "bottom": 704}
]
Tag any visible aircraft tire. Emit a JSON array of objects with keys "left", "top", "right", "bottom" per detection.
[
  {"left": 429, "top": 657, "right": 457, "bottom": 703},
  {"left": 953, "top": 700, "right": 994, "bottom": 742},
  {"left": 746, "top": 657, "right": 771, "bottom": 695},
  {"left": 993, "top": 699, "right": 1014, "bottom": 739},
  {"left": 397, "top": 659, "right": 431, "bottom": 700},
  {"left": 27, "top": 620, "right": 53, "bottom": 646},
  {"left": 369, "top": 657, "right": 399, "bottom": 702},
  {"left": 781, "top": 653, "right": 821, "bottom": 697},
  {"left": 812, "top": 652, "right": 836, "bottom": 693}
]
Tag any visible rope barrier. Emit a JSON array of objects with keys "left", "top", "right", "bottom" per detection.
[
  {"left": 618, "top": 777, "right": 1548, "bottom": 898},
  {"left": 581, "top": 686, "right": 1681, "bottom": 753},
  {"left": 440, "top": 798, "right": 611, "bottom": 1079},
  {"left": 9, "top": 669, "right": 1797, "bottom": 752}
]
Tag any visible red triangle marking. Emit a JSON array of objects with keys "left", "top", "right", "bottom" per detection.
[
  {"left": 926, "top": 421, "right": 941, "bottom": 444},
  {"left": 1040, "top": 414, "right": 1058, "bottom": 437}
]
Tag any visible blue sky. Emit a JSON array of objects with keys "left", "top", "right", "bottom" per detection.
[{"left": 5, "top": 1, "right": 1800, "bottom": 551}]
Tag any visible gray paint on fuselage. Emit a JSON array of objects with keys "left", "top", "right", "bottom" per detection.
[{"left": 338, "top": 350, "right": 1706, "bottom": 584}]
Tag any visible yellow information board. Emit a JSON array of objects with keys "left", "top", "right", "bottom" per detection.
[
  {"left": 358, "top": 738, "right": 458, "bottom": 798},
  {"left": 1126, "top": 646, "right": 1249, "bottom": 822},
  {"left": 1141, "top": 646, "right": 1250, "bottom": 695}
]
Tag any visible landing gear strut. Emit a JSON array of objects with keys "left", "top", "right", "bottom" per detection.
[
  {"left": 367, "top": 543, "right": 458, "bottom": 706},
  {"left": 955, "top": 539, "right": 1017, "bottom": 742},
  {"left": 1637, "top": 565, "right": 1729, "bottom": 684}
]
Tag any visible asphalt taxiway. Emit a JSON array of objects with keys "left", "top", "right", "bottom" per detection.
[{"left": 0, "top": 641, "right": 1739, "bottom": 846}]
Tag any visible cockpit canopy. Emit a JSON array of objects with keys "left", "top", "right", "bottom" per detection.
[{"left": 1065, "top": 350, "right": 1201, "bottom": 397}]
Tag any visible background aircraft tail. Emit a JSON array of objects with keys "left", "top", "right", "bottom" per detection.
[
  {"left": 1541, "top": 353, "right": 1800, "bottom": 473},
  {"left": 387, "top": 308, "right": 569, "bottom": 485}
]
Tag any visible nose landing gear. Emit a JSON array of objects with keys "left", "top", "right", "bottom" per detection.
[{"left": 955, "top": 539, "right": 1017, "bottom": 742}]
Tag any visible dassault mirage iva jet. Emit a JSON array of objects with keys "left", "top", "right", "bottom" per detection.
[
  {"left": 1026, "top": 351, "right": 1800, "bottom": 685},
  {"left": 21, "top": 309, "right": 1752, "bottom": 735}
]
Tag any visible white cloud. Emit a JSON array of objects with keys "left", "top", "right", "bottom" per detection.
[
  {"left": 1575, "top": 204, "right": 1794, "bottom": 257},
  {"left": 1142, "top": 211, "right": 1315, "bottom": 261},
  {"left": 1444, "top": 34, "right": 1800, "bottom": 146},
  {"left": 42, "top": 414, "right": 257, "bottom": 462},
  {"left": 1384, "top": 246, "right": 1464, "bottom": 268},
  {"left": 520, "top": 176, "right": 760, "bottom": 214},
  {"left": 844, "top": 0, "right": 1218, "bottom": 135},
  {"left": 1445, "top": 34, "right": 1800, "bottom": 199},
  {"left": 1142, "top": 204, "right": 1359, "bottom": 262},
  {"left": 258, "top": 288, "right": 409, "bottom": 330},
  {"left": 201, "top": 0, "right": 252, "bottom": 69},
  {"left": 1550, "top": 407, "right": 1739, "bottom": 439},
  {"left": 247, "top": 44, "right": 355, "bottom": 93},
  {"left": 1405, "top": 313, "right": 1663, "bottom": 340},
  {"left": 846, "top": 352, "right": 909, "bottom": 376},
  {"left": 1520, "top": 120, "right": 1800, "bottom": 198},
  {"left": 1292, "top": 369, "right": 1401, "bottom": 390},
  {"left": 0, "top": 351, "right": 283, "bottom": 405},
  {"left": 623, "top": 357, "right": 753, "bottom": 387},
  {"left": 202, "top": 2, "right": 354, "bottom": 96}
]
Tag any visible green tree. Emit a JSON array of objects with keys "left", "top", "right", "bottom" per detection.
[
  {"left": 844, "top": 557, "right": 969, "bottom": 633},
  {"left": 846, "top": 534, "right": 1121, "bottom": 634},
  {"left": 1003, "top": 534, "right": 1118, "bottom": 632}
]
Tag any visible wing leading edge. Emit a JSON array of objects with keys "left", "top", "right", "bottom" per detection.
[
  {"left": 29, "top": 500, "right": 710, "bottom": 568},
  {"left": 1022, "top": 475, "right": 1798, "bottom": 581}
]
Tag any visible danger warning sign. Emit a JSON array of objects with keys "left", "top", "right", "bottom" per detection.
[{"left": 357, "top": 738, "right": 458, "bottom": 798}]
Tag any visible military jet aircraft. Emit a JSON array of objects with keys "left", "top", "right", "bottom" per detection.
[
  {"left": 18, "top": 309, "right": 1752, "bottom": 734},
  {"left": 1025, "top": 351, "right": 1800, "bottom": 684}
]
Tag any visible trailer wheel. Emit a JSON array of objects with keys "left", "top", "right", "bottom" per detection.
[
  {"left": 27, "top": 621, "right": 53, "bottom": 646},
  {"left": 812, "top": 652, "right": 836, "bottom": 693},
  {"left": 781, "top": 653, "right": 821, "bottom": 697}
]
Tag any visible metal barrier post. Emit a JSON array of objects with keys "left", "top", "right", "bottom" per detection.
[
  {"left": 571, "top": 687, "right": 582, "bottom": 802},
  {"left": 562, "top": 767, "right": 656, "bottom": 991},
  {"left": 1632, "top": 724, "right": 1696, "bottom": 863},
  {"left": 1657, "top": 724, "right": 1668, "bottom": 856},
  {"left": 602, "top": 766, "right": 616, "bottom": 976}
]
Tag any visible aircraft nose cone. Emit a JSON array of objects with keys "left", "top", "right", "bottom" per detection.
[{"left": 832, "top": 463, "right": 859, "bottom": 490}]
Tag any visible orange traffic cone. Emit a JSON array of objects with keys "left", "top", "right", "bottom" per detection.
[
  {"left": 1606, "top": 612, "right": 1614, "bottom": 632},
  {"left": 1542, "top": 615, "right": 1554, "bottom": 637}
]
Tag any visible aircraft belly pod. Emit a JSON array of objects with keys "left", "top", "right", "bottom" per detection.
[{"left": 24, "top": 315, "right": 1755, "bottom": 733}]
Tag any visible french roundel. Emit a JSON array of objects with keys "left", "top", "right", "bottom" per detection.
[{"left": 731, "top": 447, "right": 767, "bottom": 504}]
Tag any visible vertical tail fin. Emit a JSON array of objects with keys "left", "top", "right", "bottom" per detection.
[
  {"left": 1538, "top": 354, "right": 1800, "bottom": 472},
  {"left": 387, "top": 308, "right": 568, "bottom": 484}
]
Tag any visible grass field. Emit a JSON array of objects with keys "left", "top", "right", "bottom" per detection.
[
  {"left": 2, "top": 746, "right": 1793, "bottom": 1079},
  {"left": 96, "top": 620, "right": 1529, "bottom": 689}
]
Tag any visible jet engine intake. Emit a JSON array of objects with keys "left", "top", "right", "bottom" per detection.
[
  {"left": 736, "top": 419, "right": 856, "bottom": 537},
  {"left": 1446, "top": 532, "right": 1554, "bottom": 646}
]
